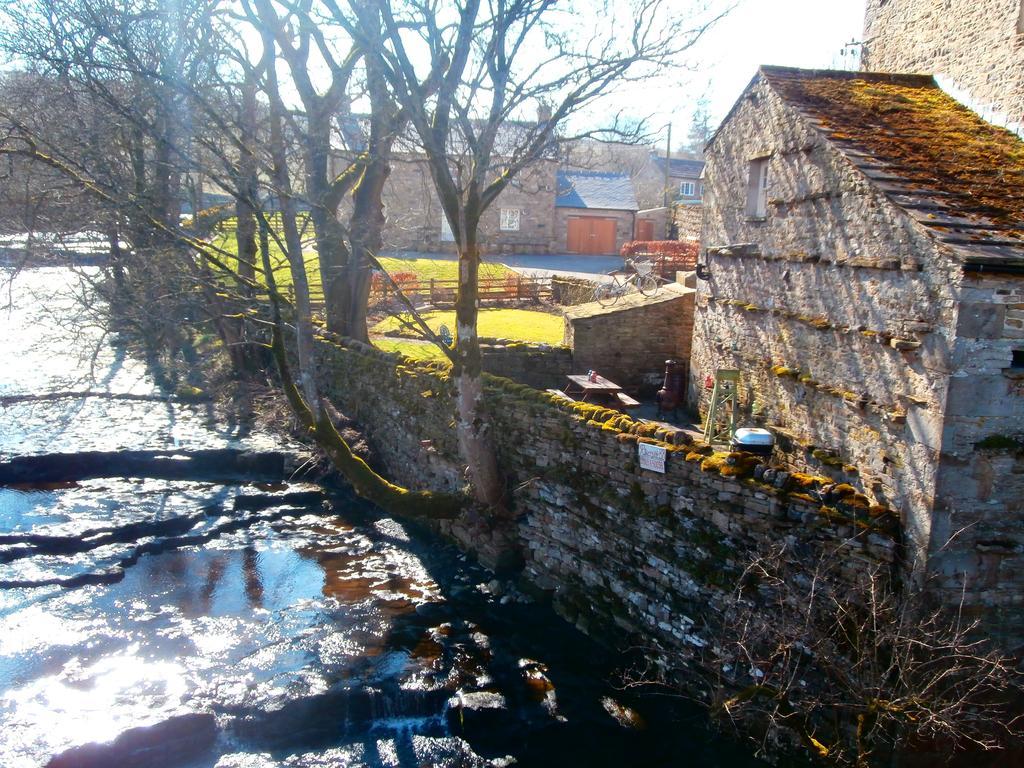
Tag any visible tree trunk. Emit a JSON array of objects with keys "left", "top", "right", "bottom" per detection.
[
  {"left": 453, "top": 227, "right": 504, "bottom": 507},
  {"left": 265, "top": 71, "right": 319, "bottom": 415},
  {"left": 258, "top": 218, "right": 463, "bottom": 522},
  {"left": 344, "top": 117, "right": 395, "bottom": 342},
  {"left": 300, "top": 98, "right": 353, "bottom": 336}
]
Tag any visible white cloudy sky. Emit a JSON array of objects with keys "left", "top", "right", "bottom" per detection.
[{"left": 623, "top": 0, "right": 868, "bottom": 147}]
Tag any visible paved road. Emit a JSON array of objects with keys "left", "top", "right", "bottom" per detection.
[{"left": 384, "top": 250, "right": 623, "bottom": 276}]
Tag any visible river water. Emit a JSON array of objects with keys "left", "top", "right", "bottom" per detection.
[{"left": 0, "top": 268, "right": 760, "bottom": 767}]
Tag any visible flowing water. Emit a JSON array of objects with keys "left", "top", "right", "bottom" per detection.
[{"left": 0, "top": 268, "right": 761, "bottom": 767}]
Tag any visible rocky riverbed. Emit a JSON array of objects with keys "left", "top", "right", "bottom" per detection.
[{"left": 0, "top": 268, "right": 761, "bottom": 767}]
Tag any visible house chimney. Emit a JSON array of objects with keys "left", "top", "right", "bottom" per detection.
[{"left": 537, "top": 102, "right": 552, "bottom": 124}]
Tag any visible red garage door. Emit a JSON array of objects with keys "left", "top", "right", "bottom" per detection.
[{"left": 566, "top": 216, "right": 617, "bottom": 254}]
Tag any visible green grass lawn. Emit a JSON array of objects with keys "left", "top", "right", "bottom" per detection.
[
  {"left": 377, "top": 257, "right": 513, "bottom": 282},
  {"left": 371, "top": 308, "right": 565, "bottom": 345},
  {"left": 208, "top": 216, "right": 513, "bottom": 293},
  {"left": 373, "top": 338, "right": 448, "bottom": 361}
]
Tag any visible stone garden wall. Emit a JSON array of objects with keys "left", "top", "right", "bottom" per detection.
[
  {"left": 315, "top": 336, "right": 898, "bottom": 657},
  {"left": 480, "top": 339, "right": 572, "bottom": 391},
  {"left": 673, "top": 203, "right": 702, "bottom": 241},
  {"left": 564, "top": 285, "right": 694, "bottom": 389}
]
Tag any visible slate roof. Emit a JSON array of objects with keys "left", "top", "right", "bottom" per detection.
[
  {"left": 652, "top": 156, "right": 705, "bottom": 178},
  {"left": 756, "top": 66, "right": 1024, "bottom": 270},
  {"left": 555, "top": 170, "right": 639, "bottom": 211}
]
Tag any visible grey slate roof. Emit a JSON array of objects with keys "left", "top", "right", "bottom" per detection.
[
  {"left": 555, "top": 170, "right": 639, "bottom": 211},
  {"left": 652, "top": 156, "right": 705, "bottom": 178}
]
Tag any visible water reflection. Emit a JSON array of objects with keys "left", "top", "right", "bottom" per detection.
[{"left": 0, "top": 269, "right": 762, "bottom": 767}]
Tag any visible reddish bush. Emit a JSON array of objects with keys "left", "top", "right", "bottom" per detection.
[
  {"left": 620, "top": 240, "right": 700, "bottom": 263},
  {"left": 370, "top": 271, "right": 420, "bottom": 299}
]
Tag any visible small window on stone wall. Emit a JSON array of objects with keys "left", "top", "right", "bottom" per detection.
[
  {"left": 499, "top": 208, "right": 521, "bottom": 231},
  {"left": 746, "top": 157, "right": 769, "bottom": 219},
  {"left": 1013, "top": 350, "right": 1024, "bottom": 368},
  {"left": 1018, "top": 1, "right": 1024, "bottom": 34}
]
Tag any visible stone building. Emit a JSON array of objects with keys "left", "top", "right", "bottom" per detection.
[
  {"left": 693, "top": 66, "right": 1024, "bottom": 644},
  {"left": 650, "top": 156, "right": 704, "bottom": 205},
  {"left": 863, "top": 0, "right": 1024, "bottom": 129},
  {"left": 371, "top": 155, "right": 560, "bottom": 254},
  {"left": 554, "top": 170, "right": 639, "bottom": 255},
  {"left": 336, "top": 147, "right": 658, "bottom": 255}
]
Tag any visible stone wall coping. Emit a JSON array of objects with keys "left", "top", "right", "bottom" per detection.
[{"left": 564, "top": 283, "right": 693, "bottom": 320}]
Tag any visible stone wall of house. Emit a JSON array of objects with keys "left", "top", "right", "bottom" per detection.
[
  {"left": 673, "top": 203, "right": 702, "bottom": 241},
  {"left": 696, "top": 71, "right": 1024, "bottom": 646},
  {"left": 930, "top": 272, "right": 1024, "bottom": 645},
  {"left": 374, "top": 156, "right": 559, "bottom": 253},
  {"left": 564, "top": 285, "right": 694, "bottom": 389},
  {"left": 314, "top": 336, "right": 898, "bottom": 659},
  {"left": 695, "top": 74, "right": 964, "bottom": 576},
  {"left": 553, "top": 208, "right": 635, "bottom": 255},
  {"left": 863, "top": 0, "right": 1024, "bottom": 127}
]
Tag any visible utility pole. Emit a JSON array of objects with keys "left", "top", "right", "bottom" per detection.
[{"left": 663, "top": 122, "right": 672, "bottom": 209}]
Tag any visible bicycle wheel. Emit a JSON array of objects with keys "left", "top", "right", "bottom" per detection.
[
  {"left": 637, "top": 274, "right": 660, "bottom": 297},
  {"left": 594, "top": 282, "right": 617, "bottom": 306}
]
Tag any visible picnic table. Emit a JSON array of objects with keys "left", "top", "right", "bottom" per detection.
[
  {"left": 565, "top": 373, "right": 622, "bottom": 401},
  {"left": 551, "top": 374, "right": 642, "bottom": 410}
]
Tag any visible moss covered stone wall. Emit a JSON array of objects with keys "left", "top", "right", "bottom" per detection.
[{"left": 315, "top": 336, "right": 897, "bottom": 654}]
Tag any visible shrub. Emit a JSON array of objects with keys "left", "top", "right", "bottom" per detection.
[{"left": 620, "top": 240, "right": 699, "bottom": 266}]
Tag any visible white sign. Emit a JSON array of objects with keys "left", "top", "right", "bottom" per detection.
[{"left": 637, "top": 442, "right": 667, "bottom": 473}]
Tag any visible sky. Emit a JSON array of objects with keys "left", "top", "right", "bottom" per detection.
[{"left": 629, "top": 0, "right": 868, "bottom": 149}]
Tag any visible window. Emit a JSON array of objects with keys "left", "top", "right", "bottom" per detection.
[
  {"left": 679, "top": 181, "right": 696, "bottom": 197},
  {"left": 499, "top": 207, "right": 521, "bottom": 231},
  {"left": 746, "top": 157, "right": 770, "bottom": 218},
  {"left": 440, "top": 213, "right": 455, "bottom": 242},
  {"left": 1018, "top": 1, "right": 1024, "bottom": 34},
  {"left": 1013, "top": 350, "right": 1024, "bottom": 369}
]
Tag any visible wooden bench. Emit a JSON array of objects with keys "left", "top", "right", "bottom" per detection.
[{"left": 615, "top": 392, "right": 641, "bottom": 409}]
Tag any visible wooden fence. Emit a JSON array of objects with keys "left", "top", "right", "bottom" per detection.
[{"left": 304, "top": 275, "right": 551, "bottom": 309}]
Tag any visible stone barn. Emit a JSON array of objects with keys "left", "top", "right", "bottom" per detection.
[{"left": 693, "top": 66, "right": 1024, "bottom": 647}]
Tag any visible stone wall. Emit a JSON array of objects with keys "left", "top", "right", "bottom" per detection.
[
  {"left": 673, "top": 203, "right": 702, "bottom": 241},
  {"left": 314, "top": 337, "right": 898, "bottom": 658},
  {"left": 863, "top": 0, "right": 1024, "bottom": 128},
  {"left": 550, "top": 275, "right": 600, "bottom": 306},
  {"left": 564, "top": 285, "right": 694, "bottom": 389},
  {"left": 696, "top": 73, "right": 961, "bottom": 574},
  {"left": 696, "top": 70, "right": 1024, "bottom": 645},
  {"left": 553, "top": 208, "right": 635, "bottom": 255},
  {"left": 930, "top": 273, "right": 1024, "bottom": 644},
  {"left": 480, "top": 340, "right": 573, "bottom": 390}
]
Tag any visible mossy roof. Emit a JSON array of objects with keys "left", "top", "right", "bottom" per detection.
[{"left": 759, "top": 66, "right": 1024, "bottom": 269}]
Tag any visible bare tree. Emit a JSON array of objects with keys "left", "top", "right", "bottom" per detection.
[
  {"left": 337, "top": 0, "right": 729, "bottom": 505},
  {"left": 688, "top": 544, "right": 1022, "bottom": 767}
]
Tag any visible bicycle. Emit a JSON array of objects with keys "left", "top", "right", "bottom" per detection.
[{"left": 593, "top": 257, "right": 662, "bottom": 306}]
